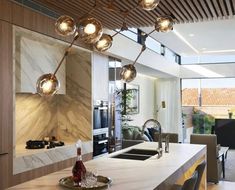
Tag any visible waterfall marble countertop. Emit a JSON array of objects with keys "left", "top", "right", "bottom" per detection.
[{"left": 8, "top": 142, "right": 206, "bottom": 190}]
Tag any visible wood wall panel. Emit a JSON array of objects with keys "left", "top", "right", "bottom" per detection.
[
  {"left": 0, "top": 0, "right": 12, "bottom": 22},
  {"left": 0, "top": 154, "right": 9, "bottom": 189},
  {"left": 11, "top": 2, "right": 90, "bottom": 49},
  {"left": 0, "top": 20, "right": 13, "bottom": 155}
]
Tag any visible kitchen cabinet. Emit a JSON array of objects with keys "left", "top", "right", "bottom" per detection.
[
  {"left": 0, "top": 19, "right": 11, "bottom": 190},
  {"left": 92, "top": 52, "right": 109, "bottom": 101},
  {"left": 0, "top": 20, "right": 11, "bottom": 155},
  {"left": 14, "top": 26, "right": 66, "bottom": 94},
  {"left": 0, "top": 153, "right": 9, "bottom": 189}
]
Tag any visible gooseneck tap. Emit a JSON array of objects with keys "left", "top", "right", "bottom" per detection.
[{"left": 142, "top": 119, "right": 163, "bottom": 158}]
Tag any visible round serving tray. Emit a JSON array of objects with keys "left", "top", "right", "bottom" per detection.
[{"left": 59, "top": 175, "right": 112, "bottom": 190}]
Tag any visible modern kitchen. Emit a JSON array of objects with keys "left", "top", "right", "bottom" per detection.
[{"left": 2, "top": 0, "right": 232, "bottom": 190}]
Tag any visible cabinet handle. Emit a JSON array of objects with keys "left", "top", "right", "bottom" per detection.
[
  {"left": 98, "top": 107, "right": 108, "bottom": 110},
  {"left": 98, "top": 140, "right": 108, "bottom": 144},
  {"left": 0, "top": 153, "right": 8, "bottom": 156}
]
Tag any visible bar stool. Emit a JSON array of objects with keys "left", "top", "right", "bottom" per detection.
[
  {"left": 194, "top": 160, "right": 206, "bottom": 190},
  {"left": 172, "top": 171, "right": 198, "bottom": 190}
]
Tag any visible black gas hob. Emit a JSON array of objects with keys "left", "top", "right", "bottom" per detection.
[{"left": 26, "top": 140, "right": 65, "bottom": 149}]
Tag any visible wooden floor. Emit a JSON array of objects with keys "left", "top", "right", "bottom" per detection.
[{"left": 208, "top": 181, "right": 235, "bottom": 190}]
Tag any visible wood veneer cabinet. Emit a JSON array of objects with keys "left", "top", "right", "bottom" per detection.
[
  {"left": 0, "top": 154, "right": 9, "bottom": 189},
  {"left": 0, "top": 19, "right": 12, "bottom": 189},
  {"left": 0, "top": 20, "right": 12, "bottom": 155}
]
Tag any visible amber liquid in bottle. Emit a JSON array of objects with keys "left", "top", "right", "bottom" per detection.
[{"left": 72, "top": 147, "right": 87, "bottom": 186}]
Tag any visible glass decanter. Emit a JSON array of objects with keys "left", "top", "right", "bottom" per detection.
[{"left": 72, "top": 140, "right": 87, "bottom": 186}]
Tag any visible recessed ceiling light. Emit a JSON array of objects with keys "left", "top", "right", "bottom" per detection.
[
  {"left": 202, "top": 49, "right": 235, "bottom": 53},
  {"left": 201, "top": 48, "right": 207, "bottom": 50},
  {"left": 173, "top": 29, "right": 199, "bottom": 54},
  {"left": 189, "top": 33, "right": 195, "bottom": 37},
  {"left": 182, "top": 65, "right": 224, "bottom": 78}
]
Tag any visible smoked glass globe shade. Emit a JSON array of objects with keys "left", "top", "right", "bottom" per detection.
[
  {"left": 120, "top": 64, "right": 137, "bottom": 83},
  {"left": 155, "top": 16, "right": 174, "bottom": 32},
  {"left": 139, "top": 0, "right": 160, "bottom": 11},
  {"left": 36, "top": 73, "right": 60, "bottom": 96},
  {"left": 94, "top": 34, "right": 113, "bottom": 52},
  {"left": 55, "top": 15, "right": 76, "bottom": 36},
  {"left": 77, "top": 17, "right": 103, "bottom": 44}
]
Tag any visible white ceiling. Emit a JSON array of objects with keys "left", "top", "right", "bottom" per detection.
[{"left": 141, "top": 17, "right": 235, "bottom": 56}]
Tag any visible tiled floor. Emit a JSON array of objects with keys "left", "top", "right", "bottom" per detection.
[{"left": 208, "top": 181, "right": 235, "bottom": 190}]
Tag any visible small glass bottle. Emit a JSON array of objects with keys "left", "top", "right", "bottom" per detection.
[{"left": 72, "top": 140, "right": 87, "bottom": 186}]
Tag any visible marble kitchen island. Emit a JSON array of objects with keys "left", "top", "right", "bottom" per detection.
[{"left": 8, "top": 142, "right": 206, "bottom": 190}]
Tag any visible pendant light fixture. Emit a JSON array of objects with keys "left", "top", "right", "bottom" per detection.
[
  {"left": 120, "top": 45, "right": 146, "bottom": 83},
  {"left": 77, "top": 17, "right": 103, "bottom": 44},
  {"left": 155, "top": 16, "right": 174, "bottom": 32},
  {"left": 36, "top": 74, "right": 60, "bottom": 96},
  {"left": 36, "top": 0, "right": 174, "bottom": 96},
  {"left": 36, "top": 34, "right": 79, "bottom": 96},
  {"left": 139, "top": 0, "right": 161, "bottom": 11},
  {"left": 93, "top": 20, "right": 129, "bottom": 52},
  {"left": 55, "top": 15, "right": 77, "bottom": 36},
  {"left": 94, "top": 34, "right": 113, "bottom": 52},
  {"left": 119, "top": 18, "right": 174, "bottom": 83}
]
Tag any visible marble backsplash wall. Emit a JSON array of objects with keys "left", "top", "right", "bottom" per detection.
[
  {"left": 15, "top": 94, "right": 57, "bottom": 145},
  {"left": 54, "top": 50, "right": 92, "bottom": 143},
  {"left": 15, "top": 29, "right": 92, "bottom": 147}
]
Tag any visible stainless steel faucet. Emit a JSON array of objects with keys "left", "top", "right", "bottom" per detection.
[{"left": 142, "top": 119, "right": 163, "bottom": 158}]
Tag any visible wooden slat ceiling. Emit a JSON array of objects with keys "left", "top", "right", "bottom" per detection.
[{"left": 33, "top": 0, "right": 235, "bottom": 29}]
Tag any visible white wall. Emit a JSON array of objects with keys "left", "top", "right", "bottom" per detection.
[
  {"left": 128, "top": 73, "right": 156, "bottom": 127},
  {"left": 104, "top": 29, "right": 180, "bottom": 78},
  {"left": 92, "top": 52, "right": 109, "bottom": 101}
]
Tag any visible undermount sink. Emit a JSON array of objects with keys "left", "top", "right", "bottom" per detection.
[
  {"left": 111, "top": 148, "right": 159, "bottom": 161},
  {"left": 112, "top": 153, "right": 151, "bottom": 161},
  {"left": 125, "top": 149, "right": 159, "bottom": 156}
]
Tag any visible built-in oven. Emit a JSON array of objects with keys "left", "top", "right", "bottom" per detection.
[
  {"left": 93, "top": 100, "right": 109, "bottom": 157},
  {"left": 93, "top": 132, "right": 109, "bottom": 157}
]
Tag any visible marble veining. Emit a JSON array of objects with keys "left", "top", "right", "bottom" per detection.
[
  {"left": 14, "top": 26, "right": 92, "bottom": 173},
  {"left": 14, "top": 26, "right": 66, "bottom": 94},
  {"left": 14, "top": 141, "right": 92, "bottom": 174},
  {"left": 15, "top": 27, "right": 92, "bottom": 147},
  {"left": 9, "top": 143, "right": 206, "bottom": 190},
  {"left": 15, "top": 93, "right": 58, "bottom": 145}
]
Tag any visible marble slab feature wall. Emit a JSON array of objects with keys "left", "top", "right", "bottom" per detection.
[
  {"left": 54, "top": 50, "right": 92, "bottom": 142},
  {"left": 14, "top": 26, "right": 92, "bottom": 161},
  {"left": 15, "top": 94, "right": 57, "bottom": 145}
]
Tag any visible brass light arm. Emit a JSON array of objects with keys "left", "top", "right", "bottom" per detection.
[
  {"left": 53, "top": 34, "right": 79, "bottom": 76},
  {"left": 111, "top": 17, "right": 129, "bottom": 38},
  {"left": 111, "top": 30, "right": 121, "bottom": 38},
  {"left": 147, "top": 29, "right": 155, "bottom": 37},
  {"left": 133, "top": 44, "right": 146, "bottom": 66},
  {"left": 36, "top": 0, "right": 172, "bottom": 95},
  {"left": 130, "top": 29, "right": 154, "bottom": 66}
]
